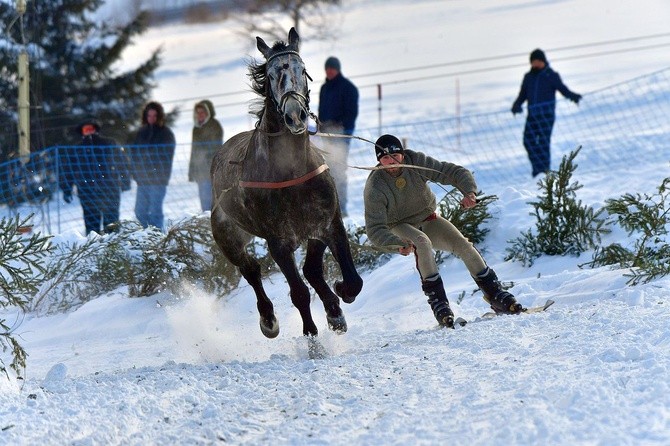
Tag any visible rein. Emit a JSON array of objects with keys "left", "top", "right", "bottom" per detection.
[
  {"left": 314, "top": 130, "right": 462, "bottom": 200},
  {"left": 314, "top": 130, "right": 447, "bottom": 175}
]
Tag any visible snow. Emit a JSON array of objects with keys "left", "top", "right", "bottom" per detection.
[{"left": 2, "top": 0, "right": 670, "bottom": 444}]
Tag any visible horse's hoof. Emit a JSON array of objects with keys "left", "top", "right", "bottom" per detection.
[
  {"left": 260, "top": 315, "right": 279, "bottom": 339},
  {"left": 334, "top": 281, "right": 356, "bottom": 304},
  {"left": 327, "top": 315, "right": 347, "bottom": 334}
]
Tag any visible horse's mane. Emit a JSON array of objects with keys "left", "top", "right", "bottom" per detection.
[{"left": 248, "top": 40, "right": 290, "bottom": 121}]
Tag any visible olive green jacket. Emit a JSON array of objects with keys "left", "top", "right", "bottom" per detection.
[
  {"left": 189, "top": 100, "right": 223, "bottom": 182},
  {"left": 363, "top": 149, "right": 477, "bottom": 248}
]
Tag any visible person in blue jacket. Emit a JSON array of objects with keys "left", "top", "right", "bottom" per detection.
[
  {"left": 130, "top": 101, "right": 176, "bottom": 230},
  {"left": 59, "top": 119, "right": 130, "bottom": 235},
  {"left": 511, "top": 49, "right": 582, "bottom": 177},
  {"left": 318, "top": 56, "right": 359, "bottom": 216}
]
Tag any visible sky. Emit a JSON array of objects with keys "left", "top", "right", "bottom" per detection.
[{"left": 1, "top": 0, "right": 670, "bottom": 444}]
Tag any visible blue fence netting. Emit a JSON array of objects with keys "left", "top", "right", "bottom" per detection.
[{"left": 2, "top": 67, "right": 670, "bottom": 235}]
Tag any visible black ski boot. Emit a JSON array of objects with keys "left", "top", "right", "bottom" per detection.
[
  {"left": 421, "top": 275, "right": 455, "bottom": 328},
  {"left": 473, "top": 267, "right": 524, "bottom": 314}
]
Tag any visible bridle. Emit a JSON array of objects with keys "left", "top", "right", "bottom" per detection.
[{"left": 264, "top": 50, "right": 316, "bottom": 134}]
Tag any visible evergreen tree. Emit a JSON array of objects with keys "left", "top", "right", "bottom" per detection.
[
  {"left": 0, "top": 0, "right": 161, "bottom": 161},
  {"left": 505, "top": 148, "right": 610, "bottom": 266}
]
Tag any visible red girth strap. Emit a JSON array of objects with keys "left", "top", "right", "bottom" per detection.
[{"left": 239, "top": 164, "right": 329, "bottom": 189}]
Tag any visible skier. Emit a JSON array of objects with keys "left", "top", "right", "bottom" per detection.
[{"left": 363, "top": 134, "right": 525, "bottom": 328}]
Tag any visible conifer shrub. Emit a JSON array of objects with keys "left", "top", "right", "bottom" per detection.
[
  {"left": 505, "top": 148, "right": 610, "bottom": 266},
  {"left": 585, "top": 176, "right": 670, "bottom": 285},
  {"left": 0, "top": 215, "right": 52, "bottom": 378},
  {"left": 30, "top": 216, "right": 279, "bottom": 316},
  {"left": 32, "top": 221, "right": 142, "bottom": 315},
  {"left": 435, "top": 190, "right": 497, "bottom": 263}
]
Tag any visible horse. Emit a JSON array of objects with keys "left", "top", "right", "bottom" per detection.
[{"left": 210, "top": 28, "right": 363, "bottom": 339}]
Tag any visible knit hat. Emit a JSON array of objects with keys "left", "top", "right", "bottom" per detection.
[
  {"left": 375, "top": 134, "right": 404, "bottom": 160},
  {"left": 324, "top": 56, "right": 341, "bottom": 71},
  {"left": 529, "top": 48, "right": 547, "bottom": 63},
  {"left": 75, "top": 119, "right": 101, "bottom": 136}
]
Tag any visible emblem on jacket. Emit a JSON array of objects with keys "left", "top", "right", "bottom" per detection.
[{"left": 395, "top": 177, "right": 406, "bottom": 189}]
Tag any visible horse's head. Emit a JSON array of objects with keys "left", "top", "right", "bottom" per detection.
[{"left": 256, "top": 28, "right": 312, "bottom": 135}]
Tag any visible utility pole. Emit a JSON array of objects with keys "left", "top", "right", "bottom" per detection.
[{"left": 17, "top": 0, "right": 30, "bottom": 164}]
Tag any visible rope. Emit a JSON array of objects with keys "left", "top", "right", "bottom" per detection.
[{"left": 313, "top": 130, "right": 461, "bottom": 197}]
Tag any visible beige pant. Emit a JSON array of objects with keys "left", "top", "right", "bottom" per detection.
[{"left": 390, "top": 215, "right": 486, "bottom": 280}]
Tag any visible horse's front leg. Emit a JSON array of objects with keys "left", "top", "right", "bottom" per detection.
[
  {"left": 267, "top": 239, "right": 318, "bottom": 337},
  {"left": 328, "top": 218, "right": 363, "bottom": 304},
  {"left": 211, "top": 218, "right": 278, "bottom": 338},
  {"left": 303, "top": 239, "right": 347, "bottom": 333}
]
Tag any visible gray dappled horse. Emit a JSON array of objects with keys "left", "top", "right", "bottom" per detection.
[{"left": 210, "top": 28, "right": 363, "bottom": 339}]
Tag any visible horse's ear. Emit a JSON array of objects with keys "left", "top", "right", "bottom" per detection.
[
  {"left": 288, "top": 27, "right": 300, "bottom": 51},
  {"left": 256, "top": 36, "right": 271, "bottom": 59}
]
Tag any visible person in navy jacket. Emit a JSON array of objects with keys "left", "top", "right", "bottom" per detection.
[
  {"left": 318, "top": 56, "right": 359, "bottom": 216},
  {"left": 129, "top": 101, "right": 176, "bottom": 230},
  {"left": 59, "top": 119, "right": 130, "bottom": 234},
  {"left": 511, "top": 49, "right": 582, "bottom": 177}
]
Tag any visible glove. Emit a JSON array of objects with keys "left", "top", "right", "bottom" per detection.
[
  {"left": 63, "top": 190, "right": 72, "bottom": 203},
  {"left": 511, "top": 104, "right": 522, "bottom": 115},
  {"left": 572, "top": 94, "right": 582, "bottom": 105}
]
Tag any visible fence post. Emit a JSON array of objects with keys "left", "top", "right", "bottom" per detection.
[{"left": 377, "top": 83, "right": 382, "bottom": 136}]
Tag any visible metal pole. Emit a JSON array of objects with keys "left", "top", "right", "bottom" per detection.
[
  {"left": 455, "top": 77, "right": 461, "bottom": 151},
  {"left": 377, "top": 84, "right": 382, "bottom": 135}
]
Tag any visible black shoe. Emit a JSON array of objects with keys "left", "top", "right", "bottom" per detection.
[
  {"left": 422, "top": 275, "right": 455, "bottom": 328},
  {"left": 483, "top": 290, "right": 523, "bottom": 315},
  {"left": 474, "top": 267, "right": 523, "bottom": 314},
  {"left": 428, "top": 296, "right": 455, "bottom": 327}
]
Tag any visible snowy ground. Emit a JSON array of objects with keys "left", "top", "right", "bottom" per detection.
[{"left": 2, "top": 0, "right": 670, "bottom": 444}]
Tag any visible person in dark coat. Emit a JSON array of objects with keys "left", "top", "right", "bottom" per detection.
[
  {"left": 59, "top": 119, "right": 130, "bottom": 235},
  {"left": 511, "top": 49, "right": 582, "bottom": 177},
  {"left": 189, "top": 99, "right": 223, "bottom": 211},
  {"left": 130, "top": 101, "right": 176, "bottom": 230},
  {"left": 318, "top": 56, "right": 359, "bottom": 216}
]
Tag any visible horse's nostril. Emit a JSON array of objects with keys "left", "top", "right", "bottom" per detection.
[
  {"left": 300, "top": 110, "right": 307, "bottom": 121},
  {"left": 285, "top": 115, "right": 294, "bottom": 126}
]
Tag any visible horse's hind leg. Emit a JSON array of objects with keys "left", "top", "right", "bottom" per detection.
[
  {"left": 266, "top": 239, "right": 318, "bottom": 337},
  {"left": 328, "top": 218, "right": 363, "bottom": 304},
  {"left": 212, "top": 220, "right": 279, "bottom": 338},
  {"left": 303, "top": 239, "right": 347, "bottom": 333}
]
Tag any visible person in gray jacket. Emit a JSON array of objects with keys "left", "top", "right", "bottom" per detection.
[
  {"left": 189, "top": 99, "right": 223, "bottom": 211},
  {"left": 363, "top": 134, "right": 524, "bottom": 328}
]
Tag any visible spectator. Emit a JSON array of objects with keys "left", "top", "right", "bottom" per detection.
[
  {"left": 364, "top": 135, "right": 524, "bottom": 328},
  {"left": 130, "top": 101, "right": 176, "bottom": 230},
  {"left": 511, "top": 48, "right": 582, "bottom": 177},
  {"left": 59, "top": 119, "right": 130, "bottom": 235},
  {"left": 318, "top": 56, "right": 359, "bottom": 216},
  {"left": 189, "top": 100, "right": 223, "bottom": 211}
]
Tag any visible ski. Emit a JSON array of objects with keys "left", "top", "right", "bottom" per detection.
[{"left": 454, "top": 299, "right": 555, "bottom": 328}]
